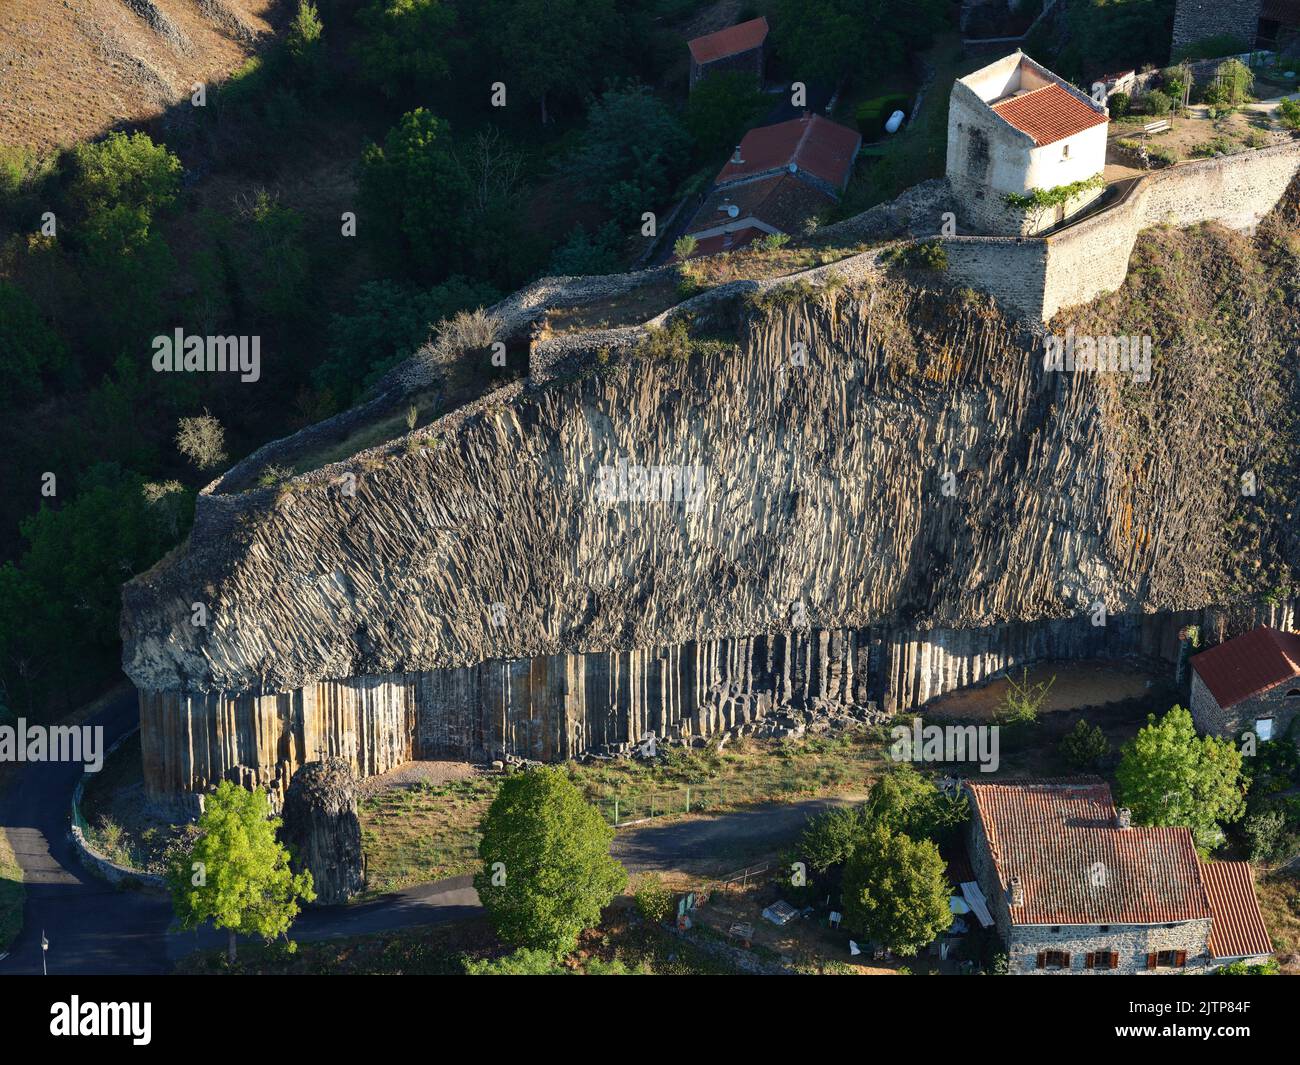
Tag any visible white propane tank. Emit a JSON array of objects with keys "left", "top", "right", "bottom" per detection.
[{"left": 885, "top": 110, "right": 905, "bottom": 134}]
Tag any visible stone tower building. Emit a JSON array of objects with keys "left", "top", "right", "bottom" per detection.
[{"left": 946, "top": 52, "right": 1109, "bottom": 236}]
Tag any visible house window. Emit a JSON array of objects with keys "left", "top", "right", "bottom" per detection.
[
  {"left": 1038, "top": 950, "right": 1071, "bottom": 970},
  {"left": 1147, "top": 950, "right": 1187, "bottom": 969},
  {"left": 1086, "top": 951, "right": 1119, "bottom": 970},
  {"left": 1256, "top": 718, "right": 1274, "bottom": 742},
  {"left": 1098, "top": 926, "right": 1110, "bottom": 933},
  {"left": 1062, "top": 143, "right": 1070, "bottom": 159}
]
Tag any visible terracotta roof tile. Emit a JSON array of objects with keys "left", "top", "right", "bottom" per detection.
[
  {"left": 714, "top": 113, "right": 861, "bottom": 190},
  {"left": 1191, "top": 625, "right": 1300, "bottom": 710},
  {"left": 991, "top": 83, "right": 1108, "bottom": 146},
  {"left": 966, "top": 779, "right": 1210, "bottom": 926},
  {"left": 1201, "top": 861, "right": 1272, "bottom": 959},
  {"left": 688, "top": 17, "right": 769, "bottom": 65},
  {"left": 686, "top": 173, "right": 834, "bottom": 236}
]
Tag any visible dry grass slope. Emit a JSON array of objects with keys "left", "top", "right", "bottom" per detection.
[{"left": 0, "top": 0, "right": 275, "bottom": 152}]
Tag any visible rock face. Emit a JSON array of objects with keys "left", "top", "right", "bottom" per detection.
[
  {"left": 279, "top": 759, "right": 365, "bottom": 905},
  {"left": 121, "top": 187, "right": 1300, "bottom": 801}
]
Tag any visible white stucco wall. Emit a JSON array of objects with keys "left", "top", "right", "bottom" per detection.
[{"left": 1023, "top": 123, "right": 1108, "bottom": 192}]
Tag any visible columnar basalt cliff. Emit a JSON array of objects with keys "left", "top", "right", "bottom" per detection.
[{"left": 121, "top": 176, "right": 1300, "bottom": 804}]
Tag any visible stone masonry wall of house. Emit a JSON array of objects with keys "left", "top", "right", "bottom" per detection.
[
  {"left": 690, "top": 47, "right": 764, "bottom": 90},
  {"left": 1007, "top": 919, "right": 1214, "bottom": 974},
  {"left": 1171, "top": 0, "right": 1262, "bottom": 58},
  {"left": 1190, "top": 669, "right": 1300, "bottom": 738},
  {"left": 968, "top": 791, "right": 1217, "bottom": 974},
  {"left": 942, "top": 140, "right": 1300, "bottom": 320}
]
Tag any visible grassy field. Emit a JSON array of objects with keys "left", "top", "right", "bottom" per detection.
[
  {"left": 1254, "top": 869, "right": 1300, "bottom": 970},
  {"left": 174, "top": 906, "right": 741, "bottom": 975},
  {"left": 358, "top": 730, "right": 888, "bottom": 893},
  {"left": 0, "top": 829, "right": 23, "bottom": 951}
]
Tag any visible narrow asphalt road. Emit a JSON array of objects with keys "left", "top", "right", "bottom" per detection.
[{"left": 1, "top": 692, "right": 848, "bottom": 975}]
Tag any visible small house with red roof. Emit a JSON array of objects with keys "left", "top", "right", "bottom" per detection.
[
  {"left": 947, "top": 52, "right": 1109, "bottom": 235},
  {"left": 687, "top": 16, "right": 769, "bottom": 90},
  {"left": 1190, "top": 625, "right": 1300, "bottom": 742},
  {"left": 966, "top": 779, "right": 1272, "bottom": 974},
  {"left": 678, "top": 113, "right": 861, "bottom": 256}
]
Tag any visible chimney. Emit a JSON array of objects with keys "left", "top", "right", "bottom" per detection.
[
  {"left": 1008, "top": 875, "right": 1025, "bottom": 908},
  {"left": 1116, "top": 807, "right": 1132, "bottom": 830},
  {"left": 731, "top": 145, "right": 743, "bottom": 164}
]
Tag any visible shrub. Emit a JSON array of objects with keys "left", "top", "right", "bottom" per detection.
[
  {"left": 631, "top": 872, "right": 673, "bottom": 924},
  {"left": 755, "top": 232, "right": 791, "bottom": 253},
  {"left": 855, "top": 94, "right": 910, "bottom": 139},
  {"left": 1278, "top": 97, "right": 1300, "bottom": 130},
  {"left": 1060, "top": 719, "right": 1110, "bottom": 772},
  {"left": 1143, "top": 89, "right": 1173, "bottom": 116},
  {"left": 1108, "top": 91, "right": 1130, "bottom": 117},
  {"left": 673, "top": 234, "right": 698, "bottom": 261},
  {"left": 175, "top": 411, "right": 228, "bottom": 472},
  {"left": 1243, "top": 809, "right": 1288, "bottom": 863}
]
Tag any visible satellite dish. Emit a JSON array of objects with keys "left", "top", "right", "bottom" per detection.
[
  {"left": 727, "top": 204, "right": 740, "bottom": 218},
  {"left": 787, "top": 162, "right": 798, "bottom": 173}
]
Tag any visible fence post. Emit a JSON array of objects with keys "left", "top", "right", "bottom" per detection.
[
  {"left": 613, "top": 798, "right": 618, "bottom": 826},
  {"left": 685, "top": 787, "right": 691, "bottom": 814}
]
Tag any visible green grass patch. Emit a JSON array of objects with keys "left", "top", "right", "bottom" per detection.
[{"left": 0, "top": 830, "right": 24, "bottom": 952}]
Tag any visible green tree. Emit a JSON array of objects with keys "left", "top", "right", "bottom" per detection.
[
  {"left": 799, "top": 805, "right": 868, "bottom": 873},
  {"left": 68, "top": 132, "right": 181, "bottom": 222},
  {"left": 476, "top": 0, "right": 619, "bottom": 123},
  {"left": 166, "top": 781, "right": 315, "bottom": 963},
  {"left": 237, "top": 190, "right": 310, "bottom": 323},
  {"left": 0, "top": 282, "right": 72, "bottom": 409},
  {"left": 863, "top": 764, "right": 969, "bottom": 846},
  {"left": 0, "top": 465, "right": 175, "bottom": 711},
  {"left": 841, "top": 823, "right": 951, "bottom": 955},
  {"left": 547, "top": 223, "right": 622, "bottom": 276},
  {"left": 474, "top": 766, "right": 627, "bottom": 956},
  {"left": 286, "top": 0, "right": 327, "bottom": 92},
  {"left": 570, "top": 82, "right": 690, "bottom": 219},
  {"left": 360, "top": 109, "right": 472, "bottom": 278},
  {"left": 770, "top": 0, "right": 948, "bottom": 85},
  {"left": 1060, "top": 718, "right": 1110, "bottom": 772},
  {"left": 685, "top": 71, "right": 768, "bottom": 160},
  {"left": 355, "top": 0, "right": 457, "bottom": 99},
  {"left": 316, "top": 276, "right": 499, "bottom": 402},
  {"left": 1116, "top": 705, "right": 1247, "bottom": 848}
]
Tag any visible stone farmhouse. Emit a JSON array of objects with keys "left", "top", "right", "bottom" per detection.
[
  {"left": 965, "top": 779, "right": 1272, "bottom": 974},
  {"left": 687, "top": 16, "right": 768, "bottom": 91},
  {"left": 1190, "top": 625, "right": 1300, "bottom": 741},
  {"left": 681, "top": 113, "right": 862, "bottom": 256},
  {"left": 1172, "top": 0, "right": 1300, "bottom": 57},
  {"left": 947, "top": 52, "right": 1109, "bottom": 236}
]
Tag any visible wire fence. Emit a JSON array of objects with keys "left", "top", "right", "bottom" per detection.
[{"left": 595, "top": 783, "right": 743, "bottom": 826}]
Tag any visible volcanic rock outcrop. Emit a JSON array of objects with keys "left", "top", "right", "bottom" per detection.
[
  {"left": 280, "top": 759, "right": 365, "bottom": 905},
  {"left": 121, "top": 178, "right": 1300, "bottom": 803}
]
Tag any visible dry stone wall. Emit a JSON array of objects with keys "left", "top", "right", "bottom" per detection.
[{"left": 943, "top": 140, "right": 1300, "bottom": 320}]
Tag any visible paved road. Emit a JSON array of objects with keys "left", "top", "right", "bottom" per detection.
[
  {"left": 0, "top": 691, "right": 850, "bottom": 974},
  {"left": 0, "top": 691, "right": 172, "bottom": 975}
]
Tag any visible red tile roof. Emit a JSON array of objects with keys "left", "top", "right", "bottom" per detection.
[
  {"left": 688, "top": 17, "right": 769, "bottom": 65},
  {"left": 1201, "top": 861, "right": 1272, "bottom": 959},
  {"left": 966, "top": 780, "right": 1210, "bottom": 926},
  {"left": 715, "top": 113, "right": 862, "bottom": 191},
  {"left": 991, "top": 83, "right": 1108, "bottom": 146},
  {"left": 686, "top": 173, "right": 834, "bottom": 237},
  {"left": 1191, "top": 625, "right": 1300, "bottom": 710},
  {"left": 686, "top": 227, "right": 762, "bottom": 258}
]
